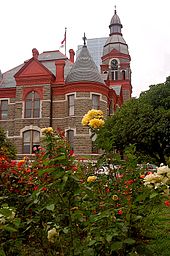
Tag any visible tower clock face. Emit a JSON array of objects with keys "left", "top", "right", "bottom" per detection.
[{"left": 111, "top": 59, "right": 118, "bottom": 69}]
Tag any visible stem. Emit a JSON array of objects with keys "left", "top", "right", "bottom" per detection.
[{"left": 68, "top": 198, "right": 74, "bottom": 256}]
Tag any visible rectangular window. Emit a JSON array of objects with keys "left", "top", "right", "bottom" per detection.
[
  {"left": 0, "top": 100, "right": 8, "bottom": 120},
  {"left": 68, "top": 94, "right": 75, "bottom": 116},
  {"left": 92, "top": 94, "right": 100, "bottom": 109}
]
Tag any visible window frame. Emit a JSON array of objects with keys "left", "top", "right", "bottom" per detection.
[
  {"left": 23, "top": 130, "right": 40, "bottom": 154},
  {"left": 92, "top": 94, "right": 100, "bottom": 110},
  {"left": 0, "top": 99, "right": 8, "bottom": 120},
  {"left": 68, "top": 94, "right": 75, "bottom": 116},
  {"left": 24, "top": 91, "right": 40, "bottom": 118}
]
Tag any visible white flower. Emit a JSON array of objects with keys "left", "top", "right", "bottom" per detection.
[
  {"left": 157, "top": 165, "right": 170, "bottom": 175},
  {"left": 144, "top": 173, "right": 162, "bottom": 184}
]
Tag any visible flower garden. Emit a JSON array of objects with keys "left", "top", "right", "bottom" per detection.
[{"left": 0, "top": 110, "right": 170, "bottom": 255}]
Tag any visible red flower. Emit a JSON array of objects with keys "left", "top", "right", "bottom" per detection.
[
  {"left": 164, "top": 200, "right": 170, "bottom": 207},
  {"left": 72, "top": 166, "right": 78, "bottom": 171},
  {"left": 117, "top": 209, "right": 123, "bottom": 215},
  {"left": 26, "top": 169, "right": 31, "bottom": 173},
  {"left": 69, "top": 150, "right": 74, "bottom": 156},
  {"left": 125, "top": 179, "right": 134, "bottom": 185},
  {"left": 33, "top": 186, "right": 39, "bottom": 191},
  {"left": 140, "top": 174, "right": 145, "bottom": 179},
  {"left": 42, "top": 187, "right": 47, "bottom": 191},
  {"left": 105, "top": 187, "right": 110, "bottom": 193}
]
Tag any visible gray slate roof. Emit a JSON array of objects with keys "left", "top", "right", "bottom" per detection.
[
  {"left": 0, "top": 50, "right": 73, "bottom": 88},
  {"left": 65, "top": 46, "right": 104, "bottom": 84},
  {"left": 103, "top": 35, "right": 129, "bottom": 55},
  {"left": 110, "top": 11, "right": 122, "bottom": 26}
]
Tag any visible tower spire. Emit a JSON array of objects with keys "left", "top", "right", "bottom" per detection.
[
  {"left": 114, "top": 5, "right": 117, "bottom": 14},
  {"left": 82, "top": 33, "right": 87, "bottom": 46}
]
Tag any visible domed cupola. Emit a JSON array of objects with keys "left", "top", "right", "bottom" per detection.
[
  {"left": 66, "top": 34, "right": 104, "bottom": 84},
  {"left": 103, "top": 7, "right": 129, "bottom": 56},
  {"left": 109, "top": 9, "right": 123, "bottom": 36}
]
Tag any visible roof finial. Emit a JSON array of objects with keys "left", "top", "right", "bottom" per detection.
[
  {"left": 82, "top": 32, "right": 87, "bottom": 46},
  {"left": 114, "top": 5, "right": 117, "bottom": 14}
]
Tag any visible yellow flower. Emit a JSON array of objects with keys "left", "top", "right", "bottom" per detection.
[
  {"left": 87, "top": 176, "right": 97, "bottom": 182},
  {"left": 81, "top": 109, "right": 104, "bottom": 127},
  {"left": 19, "top": 160, "right": 25, "bottom": 163},
  {"left": 41, "top": 127, "right": 53, "bottom": 134},
  {"left": 112, "top": 195, "right": 119, "bottom": 201},
  {"left": 89, "top": 118, "right": 105, "bottom": 129},
  {"left": 81, "top": 114, "right": 90, "bottom": 126}
]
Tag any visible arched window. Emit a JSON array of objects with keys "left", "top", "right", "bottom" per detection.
[
  {"left": 66, "top": 130, "right": 74, "bottom": 150},
  {"left": 25, "top": 91, "right": 40, "bottom": 118},
  {"left": 122, "top": 70, "right": 126, "bottom": 80},
  {"left": 111, "top": 59, "right": 118, "bottom": 81},
  {"left": 23, "top": 130, "right": 40, "bottom": 154}
]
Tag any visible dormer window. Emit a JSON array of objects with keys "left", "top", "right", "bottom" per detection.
[{"left": 25, "top": 91, "right": 40, "bottom": 118}]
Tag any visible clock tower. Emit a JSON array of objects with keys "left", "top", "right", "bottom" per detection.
[{"left": 101, "top": 7, "right": 132, "bottom": 102}]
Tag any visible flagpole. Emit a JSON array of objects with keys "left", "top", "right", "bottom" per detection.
[{"left": 65, "top": 27, "right": 67, "bottom": 56}]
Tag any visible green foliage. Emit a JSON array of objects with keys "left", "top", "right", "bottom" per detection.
[
  {"left": 0, "top": 130, "right": 170, "bottom": 255},
  {"left": 96, "top": 78, "right": 170, "bottom": 164},
  {"left": 0, "top": 126, "right": 16, "bottom": 159}
]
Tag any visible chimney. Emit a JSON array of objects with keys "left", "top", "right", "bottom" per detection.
[
  {"left": 32, "top": 48, "right": 39, "bottom": 59},
  {"left": 55, "top": 60, "right": 65, "bottom": 84},
  {"left": 69, "top": 49, "right": 75, "bottom": 63}
]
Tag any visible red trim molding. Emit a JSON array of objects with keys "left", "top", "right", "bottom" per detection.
[{"left": 0, "top": 88, "right": 16, "bottom": 98}]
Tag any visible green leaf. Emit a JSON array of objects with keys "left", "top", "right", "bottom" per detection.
[
  {"left": 123, "top": 238, "right": 136, "bottom": 244},
  {"left": 63, "top": 175, "right": 68, "bottom": 183},
  {"left": 106, "top": 234, "right": 113, "bottom": 243},
  {"left": 46, "top": 204, "right": 55, "bottom": 211},
  {"left": 55, "top": 155, "right": 66, "bottom": 161},
  {"left": 88, "top": 240, "right": 96, "bottom": 246},
  {"left": 38, "top": 167, "right": 56, "bottom": 176},
  {"left": 3, "top": 225, "right": 17, "bottom": 232},
  {"left": 111, "top": 241, "right": 123, "bottom": 251},
  {"left": 63, "top": 227, "right": 69, "bottom": 234},
  {"left": 150, "top": 192, "right": 158, "bottom": 199},
  {"left": 0, "top": 248, "right": 6, "bottom": 256}
]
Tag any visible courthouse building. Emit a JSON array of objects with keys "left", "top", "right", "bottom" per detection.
[{"left": 0, "top": 9, "right": 132, "bottom": 157}]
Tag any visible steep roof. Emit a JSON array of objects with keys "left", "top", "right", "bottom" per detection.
[
  {"left": 65, "top": 45, "right": 104, "bottom": 84},
  {"left": 0, "top": 50, "right": 73, "bottom": 88}
]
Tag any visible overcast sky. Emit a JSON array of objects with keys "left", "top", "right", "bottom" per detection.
[{"left": 0, "top": 0, "right": 170, "bottom": 97}]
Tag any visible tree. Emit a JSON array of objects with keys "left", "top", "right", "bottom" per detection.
[
  {"left": 0, "top": 126, "right": 16, "bottom": 159},
  {"left": 96, "top": 77, "right": 170, "bottom": 164}
]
